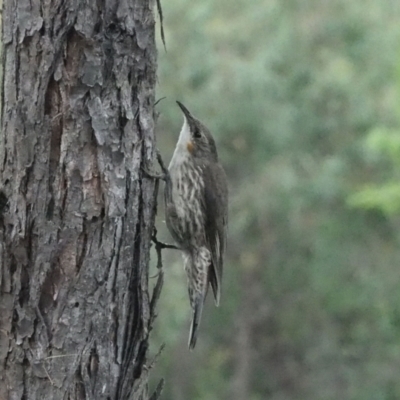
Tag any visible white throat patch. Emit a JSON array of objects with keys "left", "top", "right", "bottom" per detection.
[
  {"left": 176, "top": 117, "right": 191, "bottom": 150},
  {"left": 169, "top": 117, "right": 192, "bottom": 169}
]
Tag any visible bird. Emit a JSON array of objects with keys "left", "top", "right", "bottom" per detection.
[{"left": 164, "top": 101, "right": 228, "bottom": 349}]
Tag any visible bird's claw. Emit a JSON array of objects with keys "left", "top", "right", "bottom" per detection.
[
  {"left": 142, "top": 149, "right": 169, "bottom": 181},
  {"left": 151, "top": 227, "right": 178, "bottom": 251},
  {"left": 142, "top": 166, "right": 166, "bottom": 180}
]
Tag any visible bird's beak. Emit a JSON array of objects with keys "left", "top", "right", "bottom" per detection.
[
  {"left": 176, "top": 101, "right": 196, "bottom": 128},
  {"left": 176, "top": 101, "right": 192, "bottom": 118}
]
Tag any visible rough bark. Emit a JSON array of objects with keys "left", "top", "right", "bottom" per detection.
[{"left": 0, "top": 0, "right": 160, "bottom": 399}]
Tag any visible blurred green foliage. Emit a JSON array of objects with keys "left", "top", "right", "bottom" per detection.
[
  {"left": 348, "top": 128, "right": 400, "bottom": 215},
  {"left": 150, "top": 0, "right": 400, "bottom": 399},
  {"left": 348, "top": 58, "right": 400, "bottom": 216}
]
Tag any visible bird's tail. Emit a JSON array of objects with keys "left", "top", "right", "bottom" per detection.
[
  {"left": 185, "top": 248, "right": 210, "bottom": 349},
  {"left": 188, "top": 293, "right": 204, "bottom": 350}
]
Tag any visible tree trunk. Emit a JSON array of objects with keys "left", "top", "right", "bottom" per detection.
[{"left": 0, "top": 1, "right": 159, "bottom": 399}]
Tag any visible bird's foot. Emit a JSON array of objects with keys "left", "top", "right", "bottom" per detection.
[
  {"left": 142, "top": 149, "right": 169, "bottom": 181},
  {"left": 149, "top": 228, "right": 178, "bottom": 279},
  {"left": 151, "top": 227, "right": 178, "bottom": 251}
]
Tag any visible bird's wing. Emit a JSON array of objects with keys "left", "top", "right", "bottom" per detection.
[{"left": 203, "top": 162, "right": 228, "bottom": 306}]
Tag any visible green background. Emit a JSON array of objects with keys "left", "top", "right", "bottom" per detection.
[{"left": 149, "top": 1, "right": 400, "bottom": 399}]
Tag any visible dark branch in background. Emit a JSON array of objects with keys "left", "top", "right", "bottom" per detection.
[
  {"left": 149, "top": 228, "right": 165, "bottom": 313},
  {"left": 143, "top": 150, "right": 167, "bottom": 181},
  {"left": 155, "top": 150, "right": 169, "bottom": 179},
  {"left": 153, "top": 97, "right": 167, "bottom": 125},
  {"left": 156, "top": 0, "right": 166, "bottom": 51},
  {"left": 147, "top": 228, "right": 174, "bottom": 400},
  {"left": 144, "top": 150, "right": 177, "bottom": 254},
  {"left": 154, "top": 97, "right": 167, "bottom": 108},
  {"left": 146, "top": 146, "right": 179, "bottom": 399},
  {"left": 150, "top": 377, "right": 165, "bottom": 400},
  {"left": 149, "top": 226, "right": 177, "bottom": 321}
]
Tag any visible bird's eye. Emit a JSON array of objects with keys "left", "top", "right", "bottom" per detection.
[{"left": 193, "top": 127, "right": 201, "bottom": 139}]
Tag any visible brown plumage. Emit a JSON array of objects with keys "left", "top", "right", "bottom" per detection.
[{"left": 164, "top": 101, "right": 228, "bottom": 349}]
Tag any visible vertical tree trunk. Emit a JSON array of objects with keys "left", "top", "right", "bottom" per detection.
[{"left": 0, "top": 1, "right": 159, "bottom": 399}]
